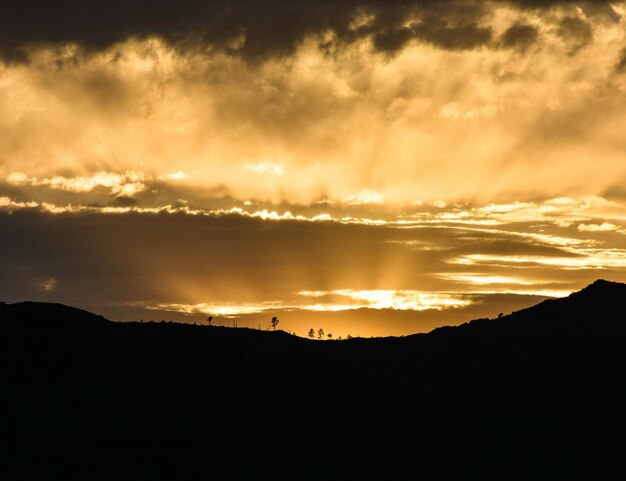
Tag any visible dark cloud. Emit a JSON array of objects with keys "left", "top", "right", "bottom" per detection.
[
  {"left": 0, "top": 209, "right": 550, "bottom": 298},
  {"left": 373, "top": 27, "right": 414, "bottom": 53},
  {"left": 0, "top": 1, "right": 414, "bottom": 61},
  {"left": 0, "top": 207, "right": 604, "bottom": 301},
  {"left": 114, "top": 196, "right": 138, "bottom": 206},
  {"left": 499, "top": 23, "right": 539, "bottom": 50},
  {"left": 615, "top": 48, "right": 626, "bottom": 73},
  {"left": 373, "top": 14, "right": 494, "bottom": 53},
  {"left": 412, "top": 21, "right": 493, "bottom": 50},
  {"left": 510, "top": 0, "right": 614, "bottom": 7},
  {"left": 0, "top": 209, "right": 440, "bottom": 306},
  {"left": 372, "top": 1, "right": 493, "bottom": 53},
  {"left": 556, "top": 16, "right": 593, "bottom": 54},
  {"left": 578, "top": 1, "right": 622, "bottom": 23},
  {"left": 0, "top": 1, "right": 614, "bottom": 61}
]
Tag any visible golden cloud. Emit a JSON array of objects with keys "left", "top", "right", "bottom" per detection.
[{"left": 0, "top": 3, "right": 624, "bottom": 208}]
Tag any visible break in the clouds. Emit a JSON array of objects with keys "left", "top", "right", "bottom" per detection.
[{"left": 2, "top": 1, "right": 626, "bottom": 337}]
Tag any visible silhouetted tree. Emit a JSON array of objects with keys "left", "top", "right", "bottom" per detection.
[
  {"left": 498, "top": 313, "right": 504, "bottom": 319},
  {"left": 308, "top": 328, "right": 315, "bottom": 339},
  {"left": 318, "top": 328, "right": 324, "bottom": 340},
  {"left": 271, "top": 316, "right": 279, "bottom": 330},
  {"left": 327, "top": 333, "right": 332, "bottom": 340},
  {"left": 207, "top": 316, "right": 213, "bottom": 326}
]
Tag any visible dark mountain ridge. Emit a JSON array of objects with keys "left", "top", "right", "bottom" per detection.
[
  {"left": 431, "top": 278, "right": 626, "bottom": 337},
  {"left": 2, "top": 280, "right": 626, "bottom": 480}
]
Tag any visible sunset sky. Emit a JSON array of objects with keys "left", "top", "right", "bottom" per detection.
[{"left": 2, "top": 0, "right": 626, "bottom": 338}]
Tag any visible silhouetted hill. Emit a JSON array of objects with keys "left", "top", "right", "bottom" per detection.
[
  {"left": 0, "top": 300, "right": 110, "bottom": 325},
  {"left": 2, "top": 280, "right": 626, "bottom": 480},
  {"left": 431, "top": 278, "right": 626, "bottom": 337}
]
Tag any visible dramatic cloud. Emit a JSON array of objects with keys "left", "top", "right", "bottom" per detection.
[
  {"left": 0, "top": 1, "right": 622, "bottom": 62},
  {"left": 2, "top": 3, "right": 626, "bottom": 205},
  {"left": 499, "top": 22, "right": 539, "bottom": 49},
  {"left": 2, "top": 0, "right": 626, "bottom": 336}
]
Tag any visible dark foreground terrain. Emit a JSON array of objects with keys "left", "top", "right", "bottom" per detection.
[{"left": 2, "top": 279, "right": 626, "bottom": 480}]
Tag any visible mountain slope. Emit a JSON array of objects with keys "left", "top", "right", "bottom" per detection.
[
  {"left": 0, "top": 300, "right": 110, "bottom": 325},
  {"left": 431, "top": 278, "right": 626, "bottom": 337},
  {"left": 2, "top": 280, "right": 626, "bottom": 480}
]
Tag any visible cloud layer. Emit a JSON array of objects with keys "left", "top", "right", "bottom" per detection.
[
  {"left": 1, "top": 2, "right": 626, "bottom": 207},
  {"left": 2, "top": 193, "right": 626, "bottom": 336}
]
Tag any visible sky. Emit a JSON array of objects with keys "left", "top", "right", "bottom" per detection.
[{"left": 2, "top": 0, "right": 626, "bottom": 338}]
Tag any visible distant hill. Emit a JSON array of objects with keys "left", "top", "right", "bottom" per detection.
[
  {"left": 0, "top": 300, "right": 111, "bottom": 326},
  {"left": 2, "top": 280, "right": 626, "bottom": 481}
]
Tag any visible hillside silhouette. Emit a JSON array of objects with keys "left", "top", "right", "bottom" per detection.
[{"left": 2, "top": 280, "right": 626, "bottom": 480}]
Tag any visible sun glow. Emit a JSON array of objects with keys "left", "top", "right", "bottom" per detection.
[
  {"left": 299, "top": 290, "right": 472, "bottom": 311},
  {"left": 147, "top": 301, "right": 287, "bottom": 318},
  {"left": 150, "top": 290, "right": 473, "bottom": 319}
]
